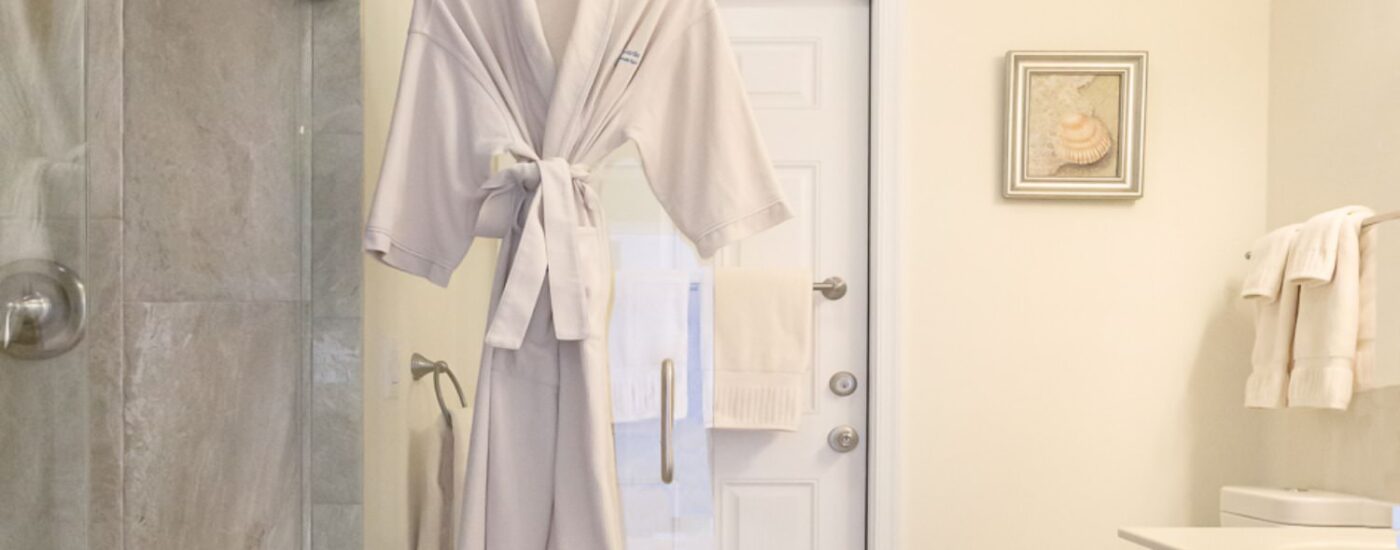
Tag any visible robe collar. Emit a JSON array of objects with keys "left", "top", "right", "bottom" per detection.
[{"left": 528, "top": 0, "right": 617, "bottom": 160}]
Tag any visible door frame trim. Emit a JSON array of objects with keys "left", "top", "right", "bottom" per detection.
[{"left": 867, "top": 0, "right": 904, "bottom": 548}]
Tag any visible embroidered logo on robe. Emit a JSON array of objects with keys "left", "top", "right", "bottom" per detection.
[{"left": 618, "top": 49, "right": 643, "bottom": 65}]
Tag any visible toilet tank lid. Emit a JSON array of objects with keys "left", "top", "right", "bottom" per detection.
[{"left": 1220, "top": 486, "right": 1394, "bottom": 528}]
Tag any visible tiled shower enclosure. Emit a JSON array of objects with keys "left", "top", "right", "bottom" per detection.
[{"left": 0, "top": 0, "right": 365, "bottom": 548}]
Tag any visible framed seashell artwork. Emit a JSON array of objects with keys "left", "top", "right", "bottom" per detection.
[{"left": 1004, "top": 51, "right": 1148, "bottom": 199}]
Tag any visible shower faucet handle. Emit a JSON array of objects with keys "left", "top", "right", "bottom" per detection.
[
  {"left": 3, "top": 291, "right": 53, "bottom": 350},
  {"left": 0, "top": 259, "right": 86, "bottom": 360}
]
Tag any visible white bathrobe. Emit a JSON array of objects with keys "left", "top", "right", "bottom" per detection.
[{"left": 364, "top": 0, "right": 791, "bottom": 548}]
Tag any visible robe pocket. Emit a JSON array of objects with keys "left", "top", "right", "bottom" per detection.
[{"left": 573, "top": 227, "right": 612, "bottom": 323}]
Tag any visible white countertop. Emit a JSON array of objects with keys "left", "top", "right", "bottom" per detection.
[{"left": 1119, "top": 527, "right": 1396, "bottom": 550}]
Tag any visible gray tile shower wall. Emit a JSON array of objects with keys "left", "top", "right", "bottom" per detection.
[
  {"left": 119, "top": 0, "right": 307, "bottom": 546},
  {"left": 86, "top": 219, "right": 125, "bottom": 549},
  {"left": 87, "top": 0, "right": 125, "bottom": 546},
  {"left": 313, "top": 0, "right": 365, "bottom": 136},
  {"left": 76, "top": 0, "right": 362, "bottom": 547},
  {"left": 123, "top": 0, "right": 304, "bottom": 304},
  {"left": 309, "top": 0, "right": 365, "bottom": 547},
  {"left": 123, "top": 302, "right": 304, "bottom": 549}
]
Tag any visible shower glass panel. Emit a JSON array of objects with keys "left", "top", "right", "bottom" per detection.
[{"left": 0, "top": 1, "right": 91, "bottom": 548}]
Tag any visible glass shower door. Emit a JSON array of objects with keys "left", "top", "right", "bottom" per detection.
[{"left": 0, "top": 1, "right": 91, "bottom": 548}]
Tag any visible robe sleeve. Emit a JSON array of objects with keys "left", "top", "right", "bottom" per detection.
[
  {"left": 625, "top": 8, "right": 793, "bottom": 258},
  {"left": 363, "top": 27, "right": 507, "bottom": 287}
]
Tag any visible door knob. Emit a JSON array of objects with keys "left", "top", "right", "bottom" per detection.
[
  {"left": 0, "top": 259, "right": 86, "bottom": 360},
  {"left": 827, "top": 425, "right": 860, "bottom": 453}
]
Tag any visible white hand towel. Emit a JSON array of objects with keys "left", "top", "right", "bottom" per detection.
[
  {"left": 411, "top": 406, "right": 472, "bottom": 550},
  {"left": 713, "top": 268, "right": 812, "bottom": 431},
  {"left": 1287, "top": 206, "right": 1375, "bottom": 409},
  {"left": 1287, "top": 206, "right": 1371, "bottom": 286},
  {"left": 609, "top": 270, "right": 690, "bottom": 423},
  {"left": 1242, "top": 224, "right": 1301, "bottom": 300},
  {"left": 1242, "top": 224, "right": 1302, "bottom": 408}
]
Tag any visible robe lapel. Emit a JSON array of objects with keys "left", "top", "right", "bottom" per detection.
[
  {"left": 541, "top": 0, "right": 615, "bottom": 159},
  {"left": 468, "top": 0, "right": 552, "bottom": 146},
  {"left": 512, "top": 0, "right": 558, "bottom": 101},
  {"left": 573, "top": 2, "right": 663, "bottom": 160}
]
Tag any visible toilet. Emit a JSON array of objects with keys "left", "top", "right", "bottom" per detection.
[{"left": 1219, "top": 486, "right": 1395, "bottom": 528}]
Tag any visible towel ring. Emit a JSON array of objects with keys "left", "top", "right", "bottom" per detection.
[{"left": 410, "top": 353, "right": 468, "bottom": 427}]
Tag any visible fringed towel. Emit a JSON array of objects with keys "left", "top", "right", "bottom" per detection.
[
  {"left": 1242, "top": 224, "right": 1302, "bottom": 408},
  {"left": 609, "top": 270, "right": 690, "bottom": 423},
  {"left": 1286, "top": 206, "right": 1376, "bottom": 409},
  {"left": 713, "top": 268, "right": 812, "bottom": 431}
]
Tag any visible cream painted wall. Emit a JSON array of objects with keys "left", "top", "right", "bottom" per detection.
[
  {"left": 361, "top": 1, "right": 497, "bottom": 547},
  {"left": 1258, "top": 0, "right": 1400, "bottom": 504},
  {"left": 897, "top": 1, "right": 1272, "bottom": 548}
]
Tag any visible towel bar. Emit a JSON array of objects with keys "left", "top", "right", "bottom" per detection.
[
  {"left": 410, "top": 353, "right": 468, "bottom": 427},
  {"left": 1244, "top": 211, "right": 1399, "bottom": 259}
]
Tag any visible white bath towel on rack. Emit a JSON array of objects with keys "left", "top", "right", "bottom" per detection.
[
  {"left": 1286, "top": 206, "right": 1376, "bottom": 409},
  {"left": 609, "top": 270, "right": 690, "bottom": 423},
  {"left": 712, "top": 267, "right": 812, "bottom": 431},
  {"left": 1242, "top": 223, "right": 1302, "bottom": 409}
]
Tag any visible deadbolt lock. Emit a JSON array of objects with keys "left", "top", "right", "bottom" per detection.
[{"left": 829, "top": 371, "right": 858, "bottom": 396}]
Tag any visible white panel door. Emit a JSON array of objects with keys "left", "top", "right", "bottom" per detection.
[
  {"left": 713, "top": 3, "right": 869, "bottom": 550},
  {"left": 598, "top": 2, "right": 869, "bottom": 549}
]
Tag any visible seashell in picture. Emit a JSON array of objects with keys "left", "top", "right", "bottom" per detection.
[{"left": 1053, "top": 112, "right": 1114, "bottom": 165}]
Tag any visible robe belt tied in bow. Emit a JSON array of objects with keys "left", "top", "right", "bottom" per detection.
[{"left": 475, "top": 156, "right": 596, "bottom": 350}]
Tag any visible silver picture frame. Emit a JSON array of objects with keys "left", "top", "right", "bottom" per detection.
[{"left": 1003, "top": 51, "right": 1148, "bottom": 199}]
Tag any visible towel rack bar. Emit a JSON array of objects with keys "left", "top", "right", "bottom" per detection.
[
  {"left": 1244, "top": 212, "right": 1398, "bottom": 260},
  {"left": 1362, "top": 211, "right": 1400, "bottom": 228}
]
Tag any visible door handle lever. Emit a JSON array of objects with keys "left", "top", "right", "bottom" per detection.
[{"left": 660, "top": 358, "right": 675, "bottom": 484}]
